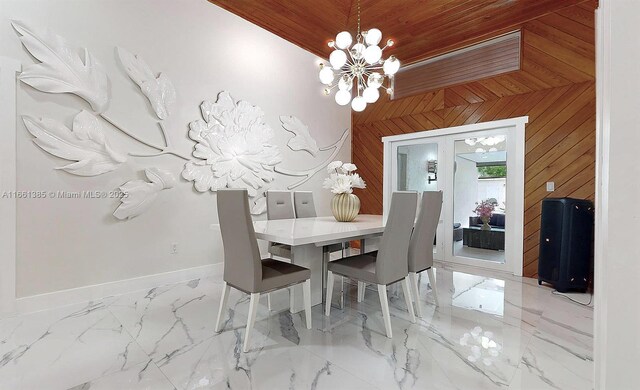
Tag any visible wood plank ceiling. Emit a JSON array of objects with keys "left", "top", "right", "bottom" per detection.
[{"left": 209, "top": 0, "right": 590, "bottom": 64}]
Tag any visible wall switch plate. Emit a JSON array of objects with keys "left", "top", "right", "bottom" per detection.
[{"left": 546, "top": 182, "right": 555, "bottom": 192}]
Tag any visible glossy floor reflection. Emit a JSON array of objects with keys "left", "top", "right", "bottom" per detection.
[{"left": 0, "top": 263, "right": 593, "bottom": 390}]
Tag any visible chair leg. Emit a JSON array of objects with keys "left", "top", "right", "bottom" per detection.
[
  {"left": 243, "top": 292, "right": 260, "bottom": 353},
  {"left": 409, "top": 272, "right": 422, "bottom": 317},
  {"left": 426, "top": 267, "right": 439, "bottom": 306},
  {"left": 325, "top": 270, "right": 335, "bottom": 316},
  {"left": 215, "top": 282, "right": 230, "bottom": 332},
  {"left": 377, "top": 284, "right": 393, "bottom": 338},
  {"left": 401, "top": 277, "right": 416, "bottom": 323},
  {"left": 357, "top": 281, "right": 365, "bottom": 302},
  {"left": 267, "top": 293, "right": 272, "bottom": 311},
  {"left": 340, "top": 276, "right": 345, "bottom": 309},
  {"left": 303, "top": 279, "right": 312, "bottom": 329}
]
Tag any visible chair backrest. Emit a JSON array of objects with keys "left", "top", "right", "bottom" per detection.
[
  {"left": 408, "top": 191, "right": 443, "bottom": 273},
  {"left": 267, "top": 190, "right": 295, "bottom": 220},
  {"left": 217, "top": 189, "right": 262, "bottom": 293},
  {"left": 294, "top": 191, "right": 317, "bottom": 218},
  {"left": 376, "top": 191, "right": 418, "bottom": 284}
]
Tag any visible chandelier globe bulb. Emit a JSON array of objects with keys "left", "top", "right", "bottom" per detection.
[
  {"left": 335, "top": 90, "right": 351, "bottom": 106},
  {"left": 383, "top": 56, "right": 400, "bottom": 75},
  {"left": 335, "top": 31, "right": 353, "bottom": 49},
  {"left": 365, "top": 28, "right": 382, "bottom": 46},
  {"left": 364, "top": 45, "right": 382, "bottom": 64},
  {"left": 363, "top": 86, "right": 380, "bottom": 103},
  {"left": 319, "top": 66, "right": 334, "bottom": 85},
  {"left": 351, "top": 96, "right": 366, "bottom": 112},
  {"left": 330, "top": 50, "right": 347, "bottom": 69}
]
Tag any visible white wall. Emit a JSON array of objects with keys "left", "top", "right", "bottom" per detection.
[
  {"left": 0, "top": 0, "right": 350, "bottom": 298},
  {"left": 453, "top": 156, "right": 477, "bottom": 227},
  {"left": 399, "top": 143, "right": 438, "bottom": 193},
  {"left": 595, "top": 1, "right": 640, "bottom": 388},
  {"left": 477, "top": 178, "right": 506, "bottom": 210}
]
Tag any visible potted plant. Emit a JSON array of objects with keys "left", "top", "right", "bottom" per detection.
[
  {"left": 323, "top": 161, "right": 366, "bottom": 222},
  {"left": 474, "top": 199, "right": 496, "bottom": 231}
]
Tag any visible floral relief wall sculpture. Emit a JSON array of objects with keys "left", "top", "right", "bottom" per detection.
[
  {"left": 274, "top": 126, "right": 349, "bottom": 190},
  {"left": 181, "top": 93, "right": 350, "bottom": 215},
  {"left": 12, "top": 20, "right": 350, "bottom": 219},
  {"left": 182, "top": 92, "right": 283, "bottom": 214},
  {"left": 178, "top": 100, "right": 350, "bottom": 214}
]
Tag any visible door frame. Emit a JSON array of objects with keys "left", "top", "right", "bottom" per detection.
[{"left": 382, "top": 116, "right": 528, "bottom": 276}]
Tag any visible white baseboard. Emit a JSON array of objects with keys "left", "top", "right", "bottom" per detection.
[{"left": 13, "top": 262, "right": 223, "bottom": 316}]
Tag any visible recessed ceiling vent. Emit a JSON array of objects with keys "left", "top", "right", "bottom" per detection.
[{"left": 392, "top": 31, "right": 521, "bottom": 100}]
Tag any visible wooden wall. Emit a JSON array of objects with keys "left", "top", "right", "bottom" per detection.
[{"left": 351, "top": 2, "right": 595, "bottom": 277}]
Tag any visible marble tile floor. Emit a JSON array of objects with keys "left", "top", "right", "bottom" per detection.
[
  {"left": 453, "top": 241, "right": 505, "bottom": 264},
  {"left": 0, "top": 263, "right": 594, "bottom": 390}
]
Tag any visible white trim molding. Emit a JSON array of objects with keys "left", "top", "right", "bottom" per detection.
[
  {"left": 381, "top": 116, "right": 529, "bottom": 143},
  {"left": 0, "top": 57, "right": 21, "bottom": 317}
]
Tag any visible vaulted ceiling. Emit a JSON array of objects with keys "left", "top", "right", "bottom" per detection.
[{"left": 208, "top": 0, "right": 593, "bottom": 65}]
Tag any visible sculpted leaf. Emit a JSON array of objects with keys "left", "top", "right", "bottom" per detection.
[
  {"left": 280, "top": 116, "right": 319, "bottom": 156},
  {"left": 22, "top": 110, "right": 127, "bottom": 176},
  {"left": 113, "top": 168, "right": 176, "bottom": 220},
  {"left": 116, "top": 47, "right": 176, "bottom": 119},
  {"left": 11, "top": 20, "right": 109, "bottom": 112},
  {"left": 182, "top": 91, "right": 282, "bottom": 198},
  {"left": 251, "top": 195, "right": 267, "bottom": 215}
]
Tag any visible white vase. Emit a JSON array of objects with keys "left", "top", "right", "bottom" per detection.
[{"left": 331, "top": 193, "right": 360, "bottom": 222}]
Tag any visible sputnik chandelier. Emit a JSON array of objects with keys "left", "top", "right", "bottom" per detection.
[{"left": 318, "top": 0, "right": 400, "bottom": 112}]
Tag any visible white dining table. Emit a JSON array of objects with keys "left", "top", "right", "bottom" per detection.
[{"left": 253, "top": 214, "right": 384, "bottom": 313}]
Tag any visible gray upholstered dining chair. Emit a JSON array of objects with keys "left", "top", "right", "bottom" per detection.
[
  {"left": 408, "top": 191, "right": 443, "bottom": 317},
  {"left": 214, "top": 189, "right": 312, "bottom": 352},
  {"left": 293, "top": 191, "right": 316, "bottom": 218},
  {"left": 266, "top": 190, "right": 295, "bottom": 259},
  {"left": 325, "top": 191, "right": 418, "bottom": 338}
]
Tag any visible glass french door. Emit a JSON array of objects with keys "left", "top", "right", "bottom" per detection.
[
  {"left": 443, "top": 129, "right": 511, "bottom": 270},
  {"left": 386, "top": 118, "right": 526, "bottom": 274}
]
